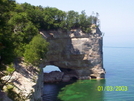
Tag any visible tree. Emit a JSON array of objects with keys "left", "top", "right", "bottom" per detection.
[
  {"left": 0, "top": 0, "right": 16, "bottom": 64},
  {"left": 66, "top": 10, "right": 79, "bottom": 29},
  {"left": 24, "top": 34, "right": 49, "bottom": 65},
  {"left": 8, "top": 12, "right": 38, "bottom": 57},
  {"left": 79, "top": 10, "right": 87, "bottom": 28},
  {"left": 78, "top": 10, "right": 92, "bottom": 33}
]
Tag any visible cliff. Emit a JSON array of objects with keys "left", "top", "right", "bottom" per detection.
[
  {"left": 41, "top": 25, "right": 105, "bottom": 79},
  {"left": 32, "top": 25, "right": 105, "bottom": 101},
  {"left": 1, "top": 25, "right": 105, "bottom": 101}
]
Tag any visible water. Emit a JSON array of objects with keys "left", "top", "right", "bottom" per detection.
[{"left": 43, "top": 47, "right": 134, "bottom": 101}]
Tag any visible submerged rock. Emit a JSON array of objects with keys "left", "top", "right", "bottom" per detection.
[
  {"left": 44, "top": 71, "right": 64, "bottom": 83},
  {"left": 44, "top": 71, "right": 93, "bottom": 83},
  {"left": 62, "top": 75, "right": 70, "bottom": 82}
]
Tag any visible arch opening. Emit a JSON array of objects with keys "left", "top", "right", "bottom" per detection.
[
  {"left": 43, "top": 65, "right": 61, "bottom": 73},
  {"left": 43, "top": 65, "right": 79, "bottom": 83}
]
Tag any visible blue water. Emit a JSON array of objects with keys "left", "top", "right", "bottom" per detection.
[
  {"left": 43, "top": 47, "right": 134, "bottom": 101},
  {"left": 103, "top": 47, "right": 134, "bottom": 101}
]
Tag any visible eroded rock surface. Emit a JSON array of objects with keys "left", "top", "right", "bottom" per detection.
[{"left": 41, "top": 25, "right": 105, "bottom": 79}]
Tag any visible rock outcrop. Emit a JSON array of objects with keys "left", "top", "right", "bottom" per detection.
[
  {"left": 41, "top": 25, "right": 105, "bottom": 80},
  {"left": 1, "top": 59, "right": 39, "bottom": 101}
]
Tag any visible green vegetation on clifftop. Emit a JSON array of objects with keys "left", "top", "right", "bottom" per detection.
[{"left": 0, "top": 0, "right": 98, "bottom": 67}]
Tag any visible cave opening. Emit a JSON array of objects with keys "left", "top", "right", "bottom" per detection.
[
  {"left": 71, "top": 77, "right": 78, "bottom": 80},
  {"left": 90, "top": 76, "right": 97, "bottom": 79}
]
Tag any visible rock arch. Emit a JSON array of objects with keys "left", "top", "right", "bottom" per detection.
[
  {"left": 32, "top": 27, "right": 105, "bottom": 100},
  {"left": 41, "top": 28, "right": 105, "bottom": 79}
]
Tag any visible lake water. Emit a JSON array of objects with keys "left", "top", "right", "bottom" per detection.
[{"left": 43, "top": 47, "right": 134, "bottom": 101}]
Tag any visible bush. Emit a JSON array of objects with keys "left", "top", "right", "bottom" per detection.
[
  {"left": 24, "top": 34, "right": 49, "bottom": 65},
  {"left": 6, "top": 63, "right": 15, "bottom": 75}
]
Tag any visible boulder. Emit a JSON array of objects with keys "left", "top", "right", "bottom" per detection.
[{"left": 44, "top": 71, "right": 64, "bottom": 83}]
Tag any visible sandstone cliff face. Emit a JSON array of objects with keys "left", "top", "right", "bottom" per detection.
[{"left": 41, "top": 25, "right": 105, "bottom": 79}]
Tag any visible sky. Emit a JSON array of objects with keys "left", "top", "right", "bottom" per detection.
[
  {"left": 43, "top": 65, "right": 61, "bottom": 73},
  {"left": 16, "top": 0, "right": 134, "bottom": 47}
]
